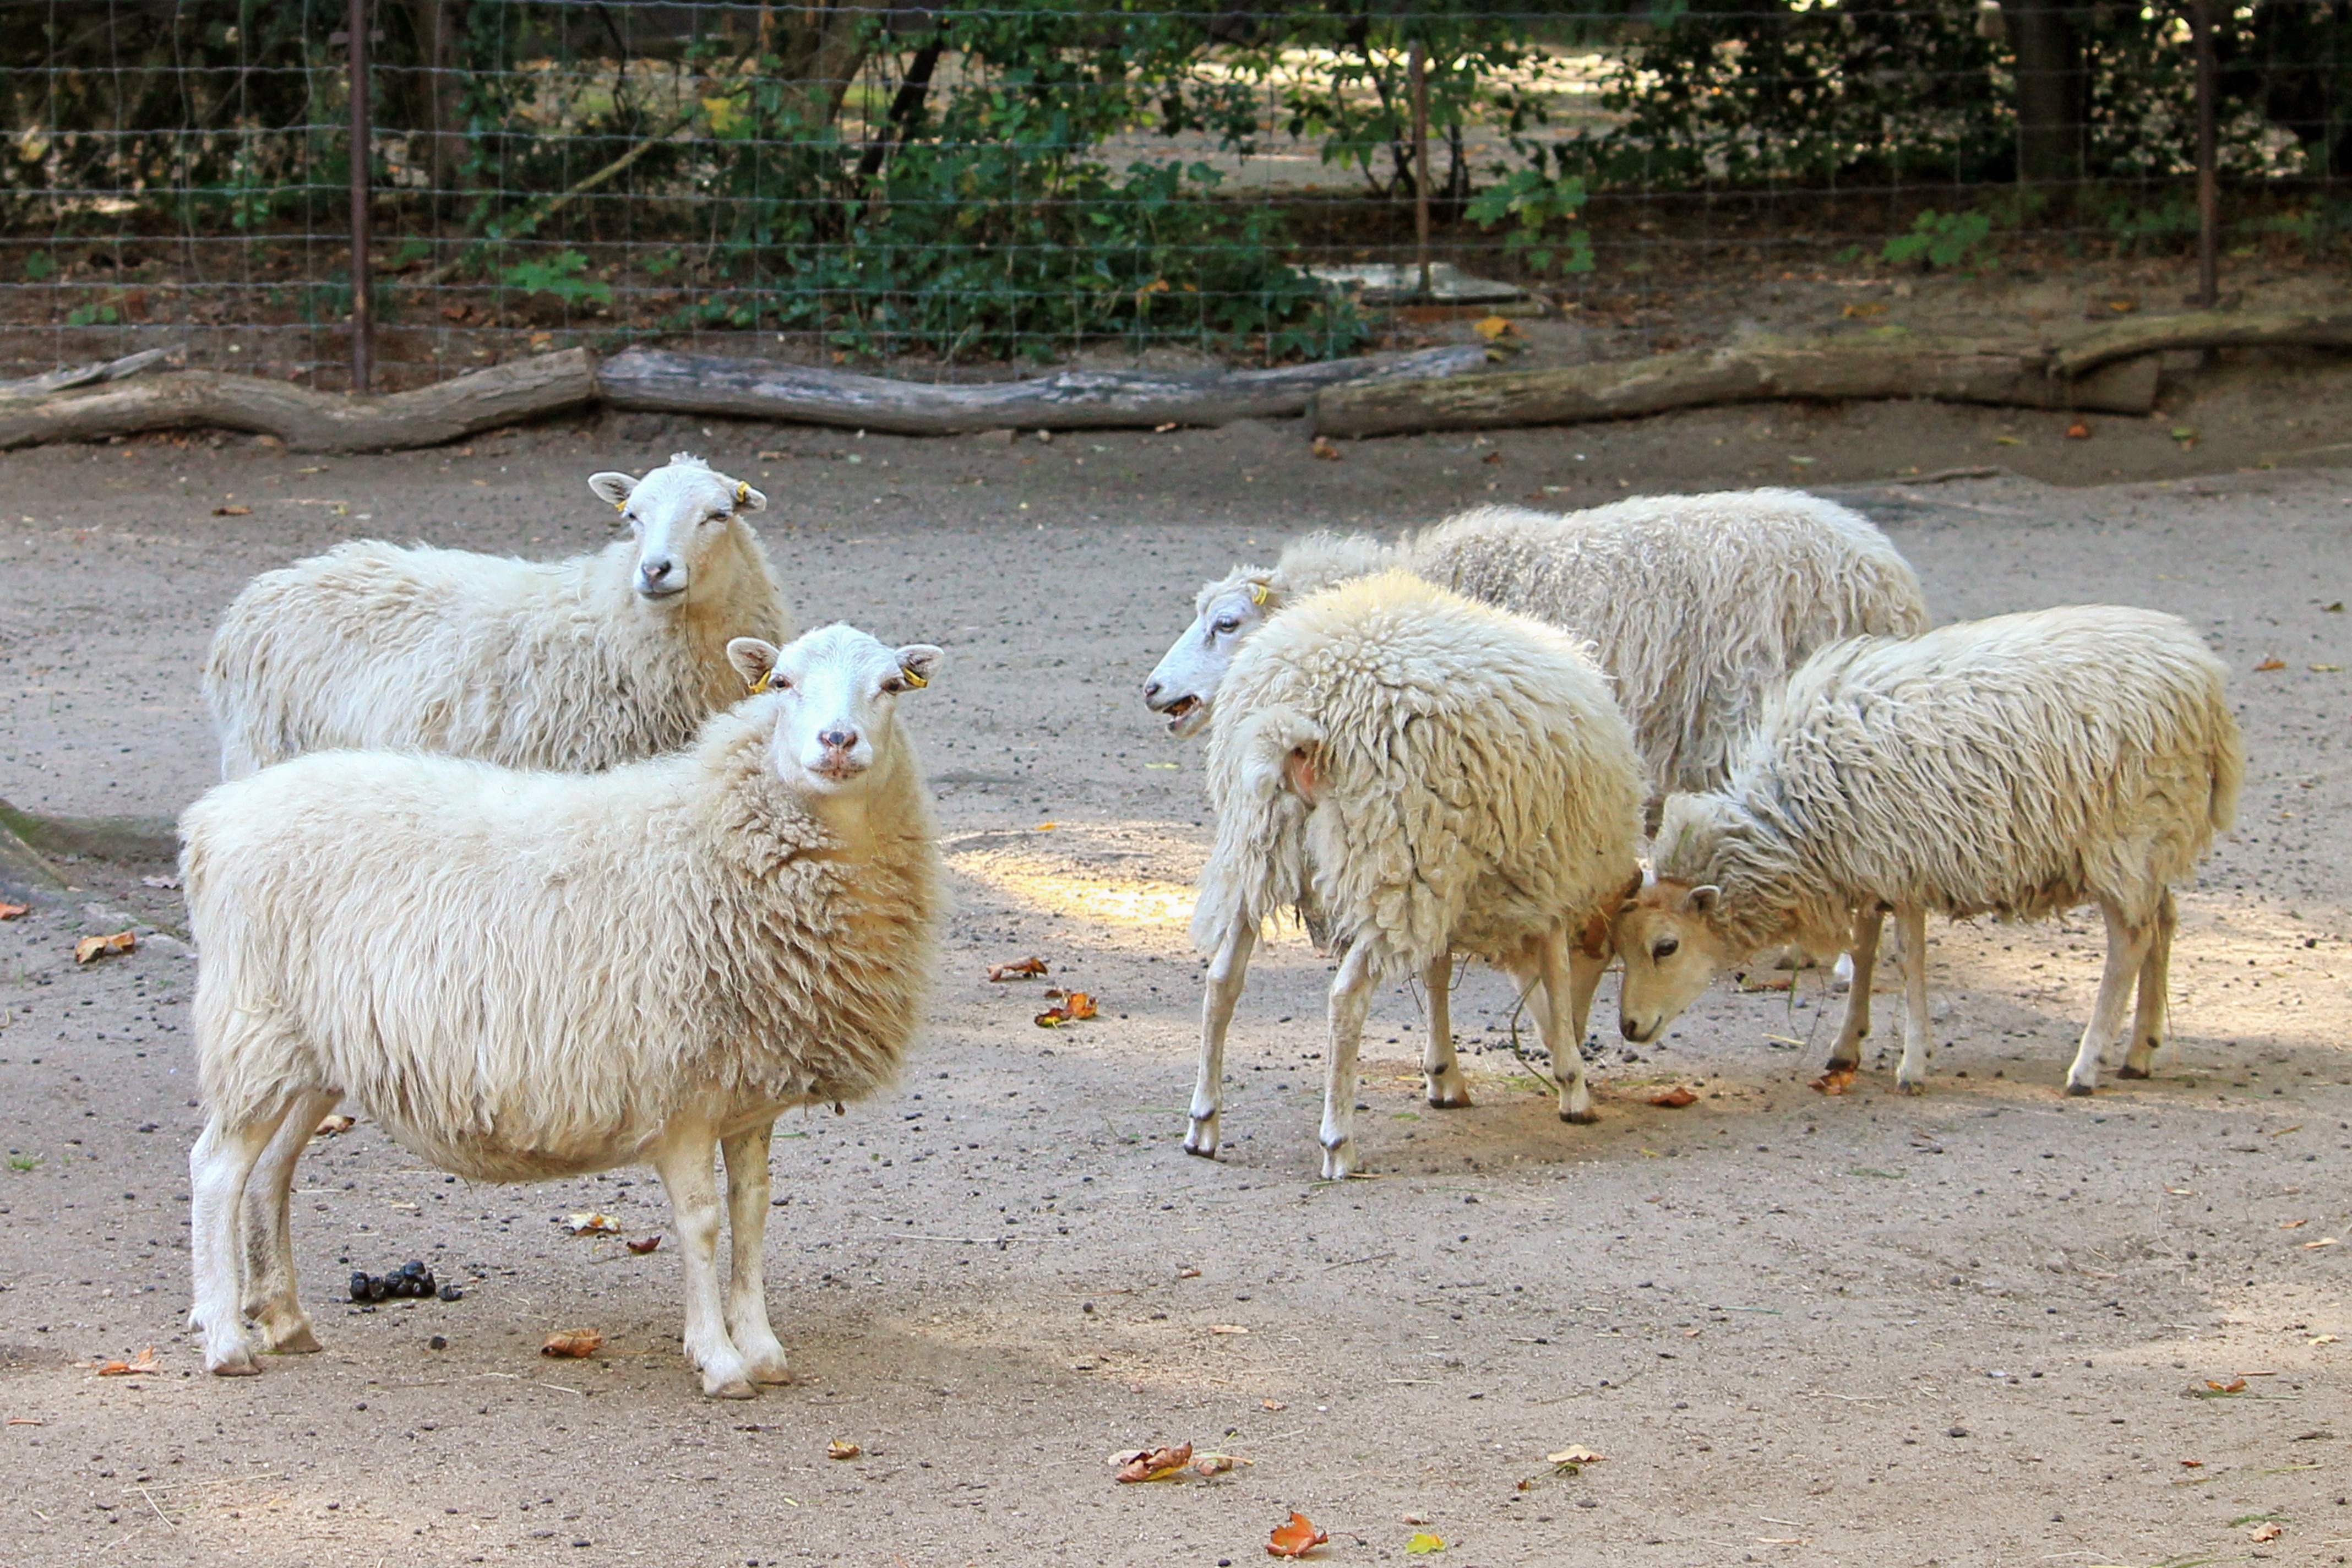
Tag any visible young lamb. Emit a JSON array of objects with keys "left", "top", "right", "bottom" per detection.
[
  {"left": 181, "top": 624, "right": 943, "bottom": 1398},
  {"left": 204, "top": 451, "right": 792, "bottom": 777},
  {"left": 1144, "top": 489, "right": 1929, "bottom": 801},
  {"left": 1188, "top": 572, "right": 1645, "bottom": 1178},
  {"left": 1613, "top": 605, "right": 2242, "bottom": 1096}
]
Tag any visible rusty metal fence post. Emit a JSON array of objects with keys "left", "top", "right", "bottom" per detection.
[
  {"left": 349, "top": 0, "right": 373, "bottom": 393},
  {"left": 2192, "top": 0, "right": 2218, "bottom": 308}
]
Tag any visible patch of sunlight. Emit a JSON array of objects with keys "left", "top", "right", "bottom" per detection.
[{"left": 954, "top": 852, "right": 1197, "bottom": 930}]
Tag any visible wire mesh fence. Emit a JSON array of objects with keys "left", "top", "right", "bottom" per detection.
[{"left": 1, "top": 1, "right": 2346, "bottom": 391}]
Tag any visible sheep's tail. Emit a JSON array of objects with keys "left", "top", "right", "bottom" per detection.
[
  {"left": 1192, "top": 704, "right": 1324, "bottom": 954},
  {"left": 2205, "top": 684, "right": 2245, "bottom": 836}
]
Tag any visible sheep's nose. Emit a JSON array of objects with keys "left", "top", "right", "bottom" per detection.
[
  {"left": 1619, "top": 1014, "right": 1643, "bottom": 1041},
  {"left": 640, "top": 557, "right": 674, "bottom": 583},
  {"left": 819, "top": 727, "right": 858, "bottom": 752},
  {"left": 1144, "top": 679, "right": 1163, "bottom": 703}
]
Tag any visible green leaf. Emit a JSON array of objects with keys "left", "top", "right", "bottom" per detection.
[{"left": 1406, "top": 1533, "right": 1446, "bottom": 1554}]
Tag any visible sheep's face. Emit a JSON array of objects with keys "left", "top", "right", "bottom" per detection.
[
  {"left": 729, "top": 625, "right": 941, "bottom": 796},
  {"left": 1613, "top": 879, "right": 1732, "bottom": 1044},
  {"left": 589, "top": 451, "right": 767, "bottom": 603},
  {"left": 1144, "top": 571, "right": 1276, "bottom": 738}
]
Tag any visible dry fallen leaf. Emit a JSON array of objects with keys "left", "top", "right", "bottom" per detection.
[
  {"left": 313, "top": 1114, "right": 355, "bottom": 1136},
  {"left": 1473, "top": 314, "right": 1513, "bottom": 340},
  {"left": 988, "top": 956, "right": 1049, "bottom": 982},
  {"left": 1267, "top": 1511, "right": 1330, "bottom": 1559},
  {"left": 2065, "top": 418, "right": 2091, "bottom": 439},
  {"left": 211, "top": 504, "right": 252, "bottom": 516},
  {"left": 1406, "top": 1532, "right": 1446, "bottom": 1554},
  {"left": 826, "top": 1439, "right": 861, "bottom": 1461},
  {"left": 1548, "top": 1445, "right": 1604, "bottom": 1468},
  {"left": 1839, "top": 302, "right": 1887, "bottom": 319},
  {"left": 1210, "top": 1324, "right": 1250, "bottom": 1336},
  {"left": 541, "top": 1329, "right": 602, "bottom": 1358},
  {"left": 2280, "top": 1218, "right": 2310, "bottom": 1229},
  {"left": 1035, "top": 990, "right": 1098, "bottom": 1028},
  {"left": 2255, "top": 657, "right": 2287, "bottom": 671},
  {"left": 1810, "top": 1067, "right": 1857, "bottom": 1096},
  {"left": 1310, "top": 438, "right": 1343, "bottom": 462},
  {"left": 1193, "top": 1452, "right": 1237, "bottom": 1477},
  {"left": 567, "top": 1212, "right": 620, "bottom": 1235},
  {"left": 1115, "top": 1443, "right": 1193, "bottom": 1483},
  {"left": 1262, "top": 1398, "right": 1288, "bottom": 1412},
  {"left": 92, "top": 1346, "right": 157, "bottom": 1376},
  {"left": 625, "top": 1235, "right": 662, "bottom": 1254},
  {"left": 73, "top": 930, "right": 135, "bottom": 965},
  {"left": 757, "top": 449, "right": 787, "bottom": 461},
  {"left": 0, "top": 900, "right": 27, "bottom": 920},
  {"left": 2179, "top": 1458, "right": 2203, "bottom": 1468},
  {"left": 1647, "top": 1086, "right": 1699, "bottom": 1108},
  {"left": 2206, "top": 1378, "right": 2247, "bottom": 1393},
  {"left": 1176, "top": 1266, "right": 1201, "bottom": 1280},
  {"left": 2301, "top": 1237, "right": 2340, "bottom": 1250},
  {"left": 2313, "top": 663, "right": 2344, "bottom": 672},
  {"left": 2310, "top": 1334, "right": 2339, "bottom": 1346},
  {"left": 2249, "top": 1522, "right": 2282, "bottom": 1542}
]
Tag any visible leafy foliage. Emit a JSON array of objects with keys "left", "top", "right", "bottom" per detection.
[{"left": 1881, "top": 209, "right": 1995, "bottom": 270}]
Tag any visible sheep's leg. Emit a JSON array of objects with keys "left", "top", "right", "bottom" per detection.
[
  {"left": 1540, "top": 930, "right": 1600, "bottom": 1125},
  {"left": 1319, "top": 943, "right": 1378, "bottom": 1180},
  {"left": 1827, "top": 911, "right": 1883, "bottom": 1072},
  {"left": 651, "top": 1127, "right": 755, "bottom": 1400},
  {"left": 2119, "top": 890, "right": 2176, "bottom": 1080},
  {"left": 2065, "top": 897, "right": 2157, "bottom": 1098},
  {"left": 1185, "top": 923, "right": 1256, "bottom": 1158},
  {"left": 1892, "top": 905, "right": 1935, "bottom": 1094},
  {"left": 189, "top": 1101, "right": 300, "bottom": 1376},
  {"left": 719, "top": 1121, "right": 790, "bottom": 1386},
  {"left": 1422, "top": 954, "right": 1472, "bottom": 1109},
  {"left": 239, "top": 1088, "right": 340, "bottom": 1354}
]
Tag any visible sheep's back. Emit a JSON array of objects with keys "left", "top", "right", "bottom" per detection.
[
  {"left": 1407, "top": 492, "right": 1929, "bottom": 795},
  {"left": 1703, "top": 605, "right": 2239, "bottom": 930},
  {"left": 1200, "top": 574, "right": 1642, "bottom": 970}
]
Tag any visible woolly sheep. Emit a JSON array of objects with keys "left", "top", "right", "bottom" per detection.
[
  {"left": 1188, "top": 572, "right": 1645, "bottom": 1178},
  {"left": 1144, "top": 489, "right": 1929, "bottom": 802},
  {"left": 204, "top": 452, "right": 792, "bottom": 777},
  {"left": 181, "top": 624, "right": 943, "bottom": 1397},
  {"left": 1613, "top": 606, "right": 2242, "bottom": 1096}
]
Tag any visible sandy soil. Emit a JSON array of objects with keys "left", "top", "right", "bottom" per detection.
[{"left": 0, "top": 396, "right": 2346, "bottom": 1568}]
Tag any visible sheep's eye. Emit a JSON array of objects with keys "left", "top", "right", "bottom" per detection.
[
  {"left": 1212, "top": 616, "right": 1240, "bottom": 634},
  {"left": 880, "top": 678, "right": 906, "bottom": 695},
  {"left": 1652, "top": 938, "right": 1679, "bottom": 960}
]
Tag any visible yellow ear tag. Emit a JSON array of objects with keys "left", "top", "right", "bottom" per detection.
[
  {"left": 735, "top": 482, "right": 750, "bottom": 503},
  {"left": 900, "top": 667, "right": 928, "bottom": 689},
  {"left": 747, "top": 670, "right": 772, "bottom": 694},
  {"left": 1248, "top": 582, "right": 1270, "bottom": 605},
  {"left": 612, "top": 499, "right": 627, "bottom": 513}
]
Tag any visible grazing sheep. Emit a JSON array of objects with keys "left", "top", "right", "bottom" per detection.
[
  {"left": 204, "top": 452, "right": 792, "bottom": 777},
  {"left": 1187, "top": 572, "right": 1644, "bottom": 1178},
  {"left": 1144, "top": 489, "right": 1929, "bottom": 801},
  {"left": 182, "top": 624, "right": 943, "bottom": 1397},
  {"left": 1613, "top": 606, "right": 2241, "bottom": 1096}
]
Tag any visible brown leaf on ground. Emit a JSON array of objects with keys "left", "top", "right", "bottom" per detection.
[
  {"left": 1193, "top": 1452, "right": 1236, "bottom": 1477},
  {"left": 827, "top": 1439, "right": 861, "bottom": 1461},
  {"left": 1474, "top": 314, "right": 1515, "bottom": 340},
  {"left": 1210, "top": 1324, "right": 1249, "bottom": 1335},
  {"left": 2255, "top": 657, "right": 2286, "bottom": 671},
  {"left": 73, "top": 930, "right": 135, "bottom": 965},
  {"left": 1035, "top": 990, "right": 1098, "bottom": 1027},
  {"left": 2179, "top": 1458, "right": 2203, "bottom": 1467},
  {"left": 1267, "top": 1512, "right": 1330, "bottom": 1558},
  {"left": 211, "top": 504, "right": 252, "bottom": 516},
  {"left": 988, "top": 956, "right": 1048, "bottom": 982},
  {"left": 1176, "top": 1266, "right": 1201, "bottom": 1279},
  {"left": 1647, "top": 1086, "right": 1699, "bottom": 1108},
  {"left": 0, "top": 901, "right": 26, "bottom": 919},
  {"left": 2281, "top": 1218, "right": 2310, "bottom": 1228},
  {"left": 1115, "top": 1442, "right": 1193, "bottom": 1483},
  {"left": 312, "top": 1114, "right": 355, "bottom": 1136},
  {"left": 625, "top": 1235, "right": 662, "bottom": 1254},
  {"left": 2250, "top": 1522, "right": 2282, "bottom": 1542},
  {"left": 1739, "top": 973, "right": 1793, "bottom": 992},
  {"left": 92, "top": 1346, "right": 157, "bottom": 1376},
  {"left": 2206, "top": 1378, "right": 2247, "bottom": 1393},
  {"left": 1310, "top": 438, "right": 1343, "bottom": 461},
  {"left": 2065, "top": 418, "right": 2092, "bottom": 439},
  {"left": 567, "top": 1212, "right": 620, "bottom": 1235},
  {"left": 541, "top": 1329, "right": 602, "bottom": 1358},
  {"left": 1262, "top": 1398, "right": 1288, "bottom": 1411},
  {"left": 1810, "top": 1068, "right": 1858, "bottom": 1096},
  {"left": 1548, "top": 1445, "right": 1604, "bottom": 1468},
  {"left": 1481, "top": 450, "right": 1504, "bottom": 465}
]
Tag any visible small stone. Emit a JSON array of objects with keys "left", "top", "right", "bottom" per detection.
[
  {"left": 1948, "top": 1426, "right": 1969, "bottom": 1438},
  {"left": 438, "top": 1283, "right": 464, "bottom": 1302},
  {"left": 428, "top": 1335, "right": 447, "bottom": 1351}
]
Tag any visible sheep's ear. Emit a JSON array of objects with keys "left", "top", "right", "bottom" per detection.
[
  {"left": 1683, "top": 884, "right": 1722, "bottom": 917},
  {"left": 728, "top": 637, "right": 782, "bottom": 693},
  {"left": 894, "top": 645, "right": 943, "bottom": 690},
  {"left": 729, "top": 480, "right": 769, "bottom": 513},
  {"left": 588, "top": 471, "right": 638, "bottom": 511},
  {"left": 1245, "top": 574, "right": 1275, "bottom": 607}
]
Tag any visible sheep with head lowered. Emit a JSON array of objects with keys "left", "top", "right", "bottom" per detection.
[
  {"left": 203, "top": 451, "right": 792, "bottom": 777},
  {"left": 181, "top": 623, "right": 943, "bottom": 1398},
  {"left": 1188, "top": 571, "right": 1645, "bottom": 1178},
  {"left": 1613, "top": 605, "right": 2242, "bottom": 1096},
  {"left": 1145, "top": 489, "right": 1929, "bottom": 804}
]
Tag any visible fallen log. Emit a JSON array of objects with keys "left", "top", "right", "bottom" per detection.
[
  {"left": 2049, "top": 308, "right": 2352, "bottom": 378},
  {"left": 597, "top": 344, "right": 1493, "bottom": 433},
  {"left": 0, "top": 344, "right": 183, "bottom": 399},
  {"left": 0, "top": 348, "right": 598, "bottom": 453},
  {"left": 1310, "top": 339, "right": 2159, "bottom": 439}
]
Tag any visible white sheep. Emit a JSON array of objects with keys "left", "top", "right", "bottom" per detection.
[
  {"left": 181, "top": 624, "right": 943, "bottom": 1397},
  {"left": 1613, "top": 605, "right": 2242, "bottom": 1096},
  {"left": 203, "top": 452, "right": 792, "bottom": 777},
  {"left": 1145, "top": 489, "right": 1929, "bottom": 802},
  {"left": 1188, "top": 572, "right": 1645, "bottom": 1178}
]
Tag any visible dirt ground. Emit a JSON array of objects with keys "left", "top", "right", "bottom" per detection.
[{"left": 0, "top": 382, "right": 2347, "bottom": 1568}]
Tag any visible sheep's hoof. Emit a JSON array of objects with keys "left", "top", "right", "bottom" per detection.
[
  {"left": 203, "top": 1342, "right": 261, "bottom": 1378},
  {"left": 263, "top": 1321, "right": 322, "bottom": 1355},
  {"left": 1894, "top": 1079, "right": 1928, "bottom": 1097},
  {"left": 1823, "top": 1054, "right": 1860, "bottom": 1075},
  {"left": 1558, "top": 1106, "right": 1599, "bottom": 1126},
  {"left": 1425, "top": 1073, "right": 1473, "bottom": 1110},
  {"left": 1181, "top": 1124, "right": 1219, "bottom": 1159},
  {"left": 2062, "top": 1080, "right": 2095, "bottom": 1098},
  {"left": 703, "top": 1375, "right": 759, "bottom": 1400},
  {"left": 1320, "top": 1145, "right": 1356, "bottom": 1181},
  {"left": 2115, "top": 1063, "right": 2151, "bottom": 1080}
]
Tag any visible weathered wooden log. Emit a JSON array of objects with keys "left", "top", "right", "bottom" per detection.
[
  {"left": 1310, "top": 339, "right": 2160, "bottom": 438},
  {"left": 0, "top": 344, "right": 183, "bottom": 399},
  {"left": 0, "top": 803, "right": 66, "bottom": 903},
  {"left": 597, "top": 344, "right": 1493, "bottom": 433},
  {"left": 2049, "top": 308, "right": 2352, "bottom": 378},
  {"left": 0, "top": 349, "right": 598, "bottom": 454}
]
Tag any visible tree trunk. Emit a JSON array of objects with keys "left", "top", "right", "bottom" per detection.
[
  {"left": 767, "top": 1, "right": 892, "bottom": 131},
  {"left": 2001, "top": 0, "right": 2086, "bottom": 188}
]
